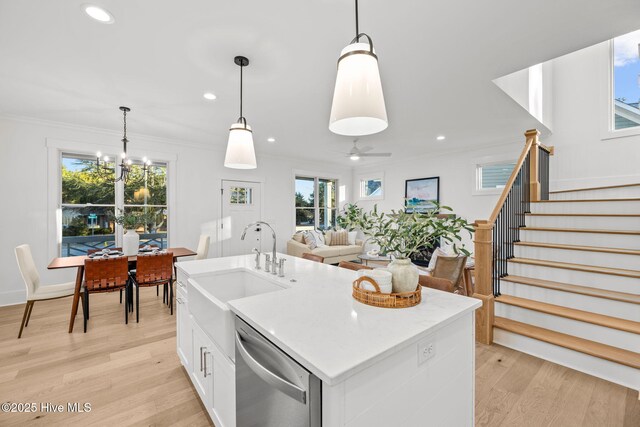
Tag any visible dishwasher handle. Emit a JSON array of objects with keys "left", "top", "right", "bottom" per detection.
[{"left": 235, "top": 332, "right": 307, "bottom": 404}]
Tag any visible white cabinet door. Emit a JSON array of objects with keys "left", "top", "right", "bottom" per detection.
[
  {"left": 213, "top": 350, "right": 236, "bottom": 427},
  {"left": 176, "top": 287, "right": 191, "bottom": 369},
  {"left": 191, "top": 322, "right": 214, "bottom": 409}
]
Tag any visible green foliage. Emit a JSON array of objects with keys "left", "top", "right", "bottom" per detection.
[{"left": 341, "top": 203, "right": 474, "bottom": 259}]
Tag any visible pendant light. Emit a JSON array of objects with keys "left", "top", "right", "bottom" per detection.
[
  {"left": 224, "top": 56, "right": 257, "bottom": 169},
  {"left": 329, "top": 0, "right": 387, "bottom": 136}
]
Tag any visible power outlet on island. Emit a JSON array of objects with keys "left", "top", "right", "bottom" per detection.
[{"left": 418, "top": 339, "right": 436, "bottom": 365}]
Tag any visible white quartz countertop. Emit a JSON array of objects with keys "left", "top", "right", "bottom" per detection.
[{"left": 177, "top": 254, "right": 481, "bottom": 385}]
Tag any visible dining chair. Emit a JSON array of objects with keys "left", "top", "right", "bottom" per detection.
[
  {"left": 83, "top": 256, "right": 131, "bottom": 332},
  {"left": 14, "top": 244, "right": 79, "bottom": 338},
  {"left": 130, "top": 252, "right": 174, "bottom": 321},
  {"left": 87, "top": 247, "right": 131, "bottom": 304},
  {"left": 302, "top": 253, "right": 325, "bottom": 263},
  {"left": 338, "top": 261, "right": 373, "bottom": 271},
  {"left": 195, "top": 235, "right": 210, "bottom": 260}
]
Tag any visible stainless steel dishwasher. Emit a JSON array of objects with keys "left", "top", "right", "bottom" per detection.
[{"left": 235, "top": 317, "right": 321, "bottom": 427}]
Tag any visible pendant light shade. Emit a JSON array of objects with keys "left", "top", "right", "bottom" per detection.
[
  {"left": 224, "top": 55, "right": 257, "bottom": 169},
  {"left": 224, "top": 122, "right": 256, "bottom": 169},
  {"left": 329, "top": 0, "right": 387, "bottom": 136}
]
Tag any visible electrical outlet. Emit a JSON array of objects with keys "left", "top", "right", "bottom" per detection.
[{"left": 418, "top": 340, "right": 436, "bottom": 365}]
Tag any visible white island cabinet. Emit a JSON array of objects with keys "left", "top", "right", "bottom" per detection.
[{"left": 176, "top": 254, "right": 481, "bottom": 427}]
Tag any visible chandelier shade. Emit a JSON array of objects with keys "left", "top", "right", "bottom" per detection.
[{"left": 224, "top": 122, "right": 257, "bottom": 169}]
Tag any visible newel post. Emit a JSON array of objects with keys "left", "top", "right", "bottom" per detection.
[
  {"left": 472, "top": 220, "right": 494, "bottom": 345},
  {"left": 526, "top": 129, "right": 541, "bottom": 202}
]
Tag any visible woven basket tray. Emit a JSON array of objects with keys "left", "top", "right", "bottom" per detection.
[{"left": 352, "top": 276, "right": 421, "bottom": 309}]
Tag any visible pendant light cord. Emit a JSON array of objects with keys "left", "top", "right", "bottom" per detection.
[
  {"left": 355, "top": 0, "right": 359, "bottom": 41},
  {"left": 239, "top": 63, "right": 243, "bottom": 121},
  {"left": 122, "top": 108, "right": 127, "bottom": 153}
]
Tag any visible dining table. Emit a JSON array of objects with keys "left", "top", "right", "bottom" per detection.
[{"left": 47, "top": 247, "right": 197, "bottom": 333}]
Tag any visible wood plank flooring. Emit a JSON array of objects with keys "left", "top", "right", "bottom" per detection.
[{"left": 0, "top": 290, "right": 638, "bottom": 426}]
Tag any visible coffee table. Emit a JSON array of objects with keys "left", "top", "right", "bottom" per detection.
[{"left": 357, "top": 253, "right": 392, "bottom": 266}]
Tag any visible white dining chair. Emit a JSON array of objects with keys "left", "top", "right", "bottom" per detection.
[
  {"left": 195, "top": 235, "right": 210, "bottom": 260},
  {"left": 14, "top": 244, "right": 79, "bottom": 338}
]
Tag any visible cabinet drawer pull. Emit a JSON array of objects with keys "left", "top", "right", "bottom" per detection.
[
  {"left": 200, "top": 346, "right": 204, "bottom": 372},
  {"left": 177, "top": 297, "right": 184, "bottom": 304},
  {"left": 203, "top": 351, "right": 210, "bottom": 377},
  {"left": 178, "top": 281, "right": 186, "bottom": 288}
]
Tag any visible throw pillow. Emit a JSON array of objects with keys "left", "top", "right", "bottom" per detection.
[
  {"left": 348, "top": 231, "right": 357, "bottom": 245},
  {"left": 330, "top": 230, "right": 348, "bottom": 246},
  {"left": 292, "top": 232, "right": 304, "bottom": 243},
  {"left": 324, "top": 230, "right": 333, "bottom": 246},
  {"left": 303, "top": 231, "right": 318, "bottom": 250}
]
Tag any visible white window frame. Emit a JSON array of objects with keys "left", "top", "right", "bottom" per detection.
[
  {"left": 294, "top": 174, "right": 339, "bottom": 231},
  {"left": 357, "top": 173, "right": 384, "bottom": 201},
  {"left": 46, "top": 138, "right": 176, "bottom": 260},
  {"left": 473, "top": 156, "right": 517, "bottom": 196},
  {"left": 600, "top": 39, "right": 640, "bottom": 141}
]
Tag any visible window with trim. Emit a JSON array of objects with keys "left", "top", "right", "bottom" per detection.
[
  {"left": 61, "top": 153, "right": 168, "bottom": 256},
  {"left": 295, "top": 176, "right": 337, "bottom": 231},
  {"left": 359, "top": 177, "right": 383, "bottom": 200},
  {"left": 476, "top": 162, "right": 516, "bottom": 191},
  {"left": 612, "top": 30, "right": 640, "bottom": 130}
]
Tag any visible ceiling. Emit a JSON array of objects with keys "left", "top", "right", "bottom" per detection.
[{"left": 1, "top": 0, "right": 640, "bottom": 166}]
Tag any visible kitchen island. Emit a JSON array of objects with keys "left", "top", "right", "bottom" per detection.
[{"left": 176, "top": 254, "right": 481, "bottom": 427}]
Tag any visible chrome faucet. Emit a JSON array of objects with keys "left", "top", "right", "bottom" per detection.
[
  {"left": 241, "top": 221, "right": 278, "bottom": 274},
  {"left": 278, "top": 258, "right": 286, "bottom": 277},
  {"left": 251, "top": 248, "right": 261, "bottom": 270}
]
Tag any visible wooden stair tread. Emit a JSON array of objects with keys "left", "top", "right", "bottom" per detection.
[
  {"left": 521, "top": 226, "right": 640, "bottom": 235},
  {"left": 513, "top": 241, "right": 640, "bottom": 256},
  {"left": 509, "top": 257, "right": 640, "bottom": 278},
  {"left": 502, "top": 275, "right": 640, "bottom": 304},
  {"left": 532, "top": 198, "right": 640, "bottom": 203},
  {"left": 526, "top": 213, "right": 640, "bottom": 217},
  {"left": 493, "top": 317, "right": 640, "bottom": 369},
  {"left": 495, "top": 294, "right": 640, "bottom": 334},
  {"left": 549, "top": 182, "right": 640, "bottom": 194}
]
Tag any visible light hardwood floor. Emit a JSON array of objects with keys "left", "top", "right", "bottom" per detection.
[{"left": 0, "top": 290, "right": 638, "bottom": 426}]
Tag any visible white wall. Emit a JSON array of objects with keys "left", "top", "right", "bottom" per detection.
[
  {"left": 544, "top": 41, "right": 640, "bottom": 190},
  {"left": 0, "top": 117, "right": 351, "bottom": 305},
  {"left": 351, "top": 142, "right": 524, "bottom": 253}
]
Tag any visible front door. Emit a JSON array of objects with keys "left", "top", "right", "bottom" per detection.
[{"left": 220, "top": 180, "right": 262, "bottom": 256}]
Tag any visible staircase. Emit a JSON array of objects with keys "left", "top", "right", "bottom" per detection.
[
  {"left": 471, "top": 130, "right": 640, "bottom": 392},
  {"left": 493, "top": 184, "right": 640, "bottom": 390}
]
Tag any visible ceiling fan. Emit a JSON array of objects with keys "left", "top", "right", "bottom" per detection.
[{"left": 345, "top": 140, "right": 392, "bottom": 161}]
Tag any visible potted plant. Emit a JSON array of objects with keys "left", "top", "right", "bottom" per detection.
[
  {"left": 113, "top": 210, "right": 145, "bottom": 256},
  {"left": 342, "top": 203, "right": 473, "bottom": 292}
]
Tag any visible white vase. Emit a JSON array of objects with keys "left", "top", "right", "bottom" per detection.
[
  {"left": 389, "top": 258, "right": 419, "bottom": 293},
  {"left": 123, "top": 229, "right": 140, "bottom": 256}
]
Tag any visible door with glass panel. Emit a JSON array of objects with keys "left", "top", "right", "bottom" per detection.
[{"left": 221, "top": 180, "right": 262, "bottom": 256}]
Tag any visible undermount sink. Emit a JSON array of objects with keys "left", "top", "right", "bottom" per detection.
[{"left": 188, "top": 269, "right": 286, "bottom": 361}]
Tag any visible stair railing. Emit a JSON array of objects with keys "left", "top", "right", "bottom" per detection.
[{"left": 473, "top": 129, "right": 553, "bottom": 344}]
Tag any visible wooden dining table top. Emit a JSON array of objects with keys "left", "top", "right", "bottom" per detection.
[{"left": 47, "top": 247, "right": 197, "bottom": 269}]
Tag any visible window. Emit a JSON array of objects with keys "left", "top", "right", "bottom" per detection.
[
  {"left": 612, "top": 30, "right": 640, "bottom": 130},
  {"left": 358, "top": 176, "right": 383, "bottom": 200},
  {"left": 476, "top": 162, "right": 515, "bottom": 191},
  {"left": 295, "top": 176, "right": 338, "bottom": 231},
  {"left": 229, "top": 187, "right": 253, "bottom": 205},
  {"left": 60, "top": 153, "right": 168, "bottom": 256}
]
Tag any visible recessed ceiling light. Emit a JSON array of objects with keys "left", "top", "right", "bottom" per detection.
[
  {"left": 436, "top": 135, "right": 446, "bottom": 141},
  {"left": 267, "top": 137, "right": 276, "bottom": 143},
  {"left": 350, "top": 154, "right": 360, "bottom": 161},
  {"left": 83, "top": 5, "right": 114, "bottom": 24},
  {"left": 203, "top": 92, "right": 217, "bottom": 100}
]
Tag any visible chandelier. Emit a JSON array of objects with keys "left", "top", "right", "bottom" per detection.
[{"left": 95, "top": 106, "right": 152, "bottom": 182}]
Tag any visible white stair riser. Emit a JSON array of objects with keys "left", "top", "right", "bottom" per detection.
[
  {"left": 507, "top": 262, "right": 639, "bottom": 294},
  {"left": 513, "top": 245, "right": 640, "bottom": 270},
  {"left": 495, "top": 302, "right": 639, "bottom": 352},
  {"left": 519, "top": 229, "right": 639, "bottom": 250},
  {"left": 526, "top": 215, "right": 640, "bottom": 231},
  {"left": 500, "top": 280, "right": 640, "bottom": 321},
  {"left": 550, "top": 187, "right": 640, "bottom": 200},
  {"left": 530, "top": 200, "right": 640, "bottom": 214},
  {"left": 493, "top": 329, "right": 640, "bottom": 390}
]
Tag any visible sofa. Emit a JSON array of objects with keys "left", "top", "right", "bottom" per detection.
[{"left": 287, "top": 230, "right": 364, "bottom": 264}]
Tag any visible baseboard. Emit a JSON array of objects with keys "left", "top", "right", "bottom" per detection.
[
  {"left": 0, "top": 290, "right": 26, "bottom": 307},
  {"left": 551, "top": 174, "right": 640, "bottom": 192}
]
